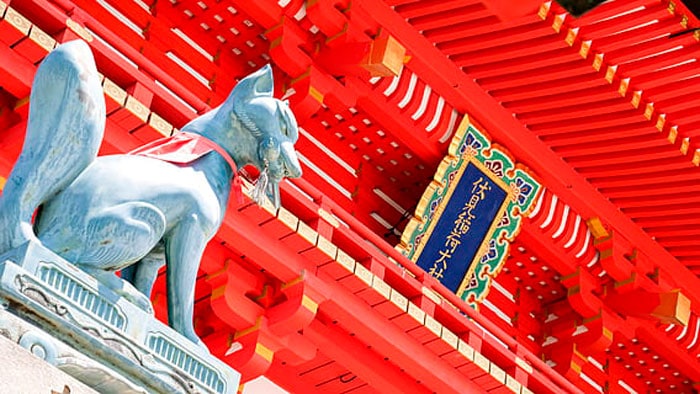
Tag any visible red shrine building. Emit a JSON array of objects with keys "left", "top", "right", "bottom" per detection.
[{"left": 1, "top": 0, "right": 700, "bottom": 393}]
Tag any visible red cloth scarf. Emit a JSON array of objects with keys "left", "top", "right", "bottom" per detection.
[{"left": 129, "top": 131, "right": 243, "bottom": 203}]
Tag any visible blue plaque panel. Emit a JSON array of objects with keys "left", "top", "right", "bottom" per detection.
[
  {"left": 399, "top": 121, "right": 541, "bottom": 305},
  {"left": 414, "top": 160, "right": 508, "bottom": 293}
]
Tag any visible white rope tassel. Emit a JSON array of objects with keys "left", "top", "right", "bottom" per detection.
[{"left": 252, "top": 162, "right": 269, "bottom": 206}]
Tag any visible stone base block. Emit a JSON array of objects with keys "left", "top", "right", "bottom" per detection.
[{"left": 0, "top": 241, "right": 240, "bottom": 394}]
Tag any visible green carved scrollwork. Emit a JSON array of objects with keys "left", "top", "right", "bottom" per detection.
[{"left": 398, "top": 117, "right": 541, "bottom": 307}]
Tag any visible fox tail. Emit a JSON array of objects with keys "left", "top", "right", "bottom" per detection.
[{"left": 0, "top": 40, "right": 105, "bottom": 254}]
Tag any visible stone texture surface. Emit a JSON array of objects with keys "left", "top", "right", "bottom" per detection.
[
  {"left": 0, "top": 334, "right": 98, "bottom": 394},
  {"left": 0, "top": 242, "right": 240, "bottom": 394}
]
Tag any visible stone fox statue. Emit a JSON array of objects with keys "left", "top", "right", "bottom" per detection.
[{"left": 0, "top": 40, "right": 302, "bottom": 347}]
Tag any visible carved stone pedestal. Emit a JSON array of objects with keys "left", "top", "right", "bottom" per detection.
[
  {"left": 0, "top": 333, "right": 98, "bottom": 393},
  {"left": 0, "top": 241, "right": 240, "bottom": 394}
]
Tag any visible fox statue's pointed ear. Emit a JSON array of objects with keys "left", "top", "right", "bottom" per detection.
[
  {"left": 252, "top": 64, "right": 273, "bottom": 96},
  {"left": 228, "top": 64, "right": 274, "bottom": 110}
]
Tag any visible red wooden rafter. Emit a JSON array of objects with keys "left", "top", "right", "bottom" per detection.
[{"left": 2, "top": 0, "right": 700, "bottom": 393}]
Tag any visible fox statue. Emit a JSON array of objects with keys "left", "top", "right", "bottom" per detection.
[{"left": 0, "top": 40, "right": 302, "bottom": 347}]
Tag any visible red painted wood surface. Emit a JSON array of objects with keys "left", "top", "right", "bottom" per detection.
[{"left": 1, "top": 0, "right": 700, "bottom": 393}]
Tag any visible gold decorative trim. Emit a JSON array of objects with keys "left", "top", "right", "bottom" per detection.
[
  {"left": 354, "top": 263, "right": 373, "bottom": 286},
  {"left": 371, "top": 276, "right": 391, "bottom": 299},
  {"left": 538, "top": 1, "right": 552, "bottom": 20},
  {"left": 103, "top": 78, "right": 128, "bottom": 106},
  {"left": 125, "top": 96, "right": 149, "bottom": 123},
  {"left": 389, "top": 289, "right": 408, "bottom": 311},
  {"left": 424, "top": 314, "right": 442, "bottom": 337},
  {"left": 586, "top": 217, "right": 609, "bottom": 239},
  {"left": 474, "top": 351, "right": 490, "bottom": 372},
  {"left": 656, "top": 114, "right": 666, "bottom": 131},
  {"left": 407, "top": 302, "right": 425, "bottom": 324},
  {"left": 316, "top": 235, "right": 338, "bottom": 260},
  {"left": 458, "top": 339, "right": 475, "bottom": 360},
  {"left": 234, "top": 317, "right": 263, "bottom": 339},
  {"left": 29, "top": 26, "right": 56, "bottom": 52},
  {"left": 516, "top": 357, "right": 533, "bottom": 374},
  {"left": 592, "top": 53, "right": 604, "bottom": 71},
  {"left": 605, "top": 65, "right": 617, "bottom": 83},
  {"left": 309, "top": 86, "right": 324, "bottom": 104},
  {"left": 255, "top": 343, "right": 274, "bottom": 363},
  {"left": 489, "top": 363, "right": 506, "bottom": 383},
  {"left": 631, "top": 91, "right": 642, "bottom": 108},
  {"left": 147, "top": 112, "right": 174, "bottom": 137},
  {"left": 421, "top": 286, "right": 442, "bottom": 305},
  {"left": 618, "top": 78, "right": 629, "bottom": 97},
  {"left": 441, "top": 327, "right": 458, "bottom": 348},
  {"left": 301, "top": 294, "right": 318, "bottom": 313},
  {"left": 565, "top": 28, "right": 578, "bottom": 46},
  {"left": 4, "top": 7, "right": 30, "bottom": 36},
  {"left": 317, "top": 208, "right": 340, "bottom": 228},
  {"left": 552, "top": 14, "right": 565, "bottom": 33},
  {"left": 668, "top": 125, "right": 678, "bottom": 144},
  {"left": 276, "top": 206, "right": 299, "bottom": 231},
  {"left": 643, "top": 102, "right": 654, "bottom": 120},
  {"left": 506, "top": 375, "right": 522, "bottom": 392},
  {"left": 66, "top": 18, "right": 93, "bottom": 42},
  {"left": 579, "top": 40, "right": 591, "bottom": 59},
  {"left": 336, "top": 249, "right": 356, "bottom": 272},
  {"left": 296, "top": 220, "right": 319, "bottom": 245}
]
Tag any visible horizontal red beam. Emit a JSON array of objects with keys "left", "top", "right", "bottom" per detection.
[
  {"left": 287, "top": 176, "right": 583, "bottom": 394},
  {"left": 353, "top": 0, "right": 700, "bottom": 313}
]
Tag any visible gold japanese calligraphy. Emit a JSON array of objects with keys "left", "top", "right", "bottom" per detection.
[{"left": 428, "top": 177, "right": 493, "bottom": 281}]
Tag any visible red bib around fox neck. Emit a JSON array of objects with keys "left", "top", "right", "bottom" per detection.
[
  {"left": 129, "top": 131, "right": 243, "bottom": 202},
  {"left": 129, "top": 131, "right": 237, "bottom": 172}
]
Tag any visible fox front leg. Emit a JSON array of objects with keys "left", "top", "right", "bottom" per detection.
[{"left": 164, "top": 218, "right": 209, "bottom": 348}]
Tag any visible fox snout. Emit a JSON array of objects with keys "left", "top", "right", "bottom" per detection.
[
  {"left": 279, "top": 140, "right": 302, "bottom": 179},
  {"left": 259, "top": 137, "right": 302, "bottom": 182}
]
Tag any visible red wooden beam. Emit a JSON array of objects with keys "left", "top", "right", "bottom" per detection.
[
  {"left": 316, "top": 285, "right": 486, "bottom": 393},
  {"left": 287, "top": 177, "right": 584, "bottom": 394},
  {"left": 352, "top": 0, "right": 700, "bottom": 311},
  {"left": 10, "top": 2, "right": 696, "bottom": 390},
  {"left": 437, "top": 20, "right": 553, "bottom": 56},
  {"left": 303, "top": 317, "right": 431, "bottom": 394}
]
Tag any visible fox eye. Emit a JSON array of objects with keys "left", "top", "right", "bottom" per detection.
[{"left": 279, "top": 113, "right": 290, "bottom": 138}]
